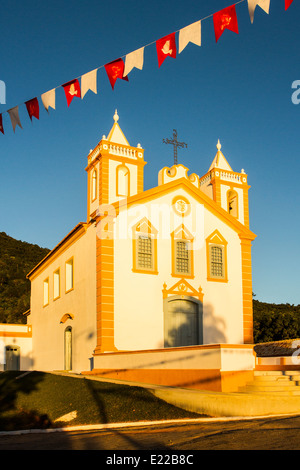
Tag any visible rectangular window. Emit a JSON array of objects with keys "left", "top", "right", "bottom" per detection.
[
  {"left": 65, "top": 258, "right": 74, "bottom": 292},
  {"left": 175, "top": 240, "right": 191, "bottom": 275},
  {"left": 43, "top": 278, "right": 49, "bottom": 306},
  {"left": 210, "top": 245, "right": 224, "bottom": 279},
  {"left": 53, "top": 269, "right": 60, "bottom": 300},
  {"left": 137, "top": 235, "right": 153, "bottom": 270}
]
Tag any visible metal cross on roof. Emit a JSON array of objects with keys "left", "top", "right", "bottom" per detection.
[{"left": 163, "top": 129, "right": 187, "bottom": 165}]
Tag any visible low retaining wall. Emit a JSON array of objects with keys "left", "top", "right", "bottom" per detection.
[
  {"left": 85, "top": 344, "right": 256, "bottom": 392},
  {"left": 256, "top": 356, "right": 300, "bottom": 371}
]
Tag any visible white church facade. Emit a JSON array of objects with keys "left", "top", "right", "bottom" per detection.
[{"left": 16, "top": 111, "right": 258, "bottom": 391}]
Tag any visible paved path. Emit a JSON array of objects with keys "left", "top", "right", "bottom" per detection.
[{"left": 1, "top": 415, "right": 300, "bottom": 451}]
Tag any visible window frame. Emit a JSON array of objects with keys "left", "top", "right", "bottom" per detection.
[
  {"left": 132, "top": 218, "right": 158, "bottom": 275},
  {"left": 43, "top": 277, "right": 49, "bottom": 307},
  {"left": 206, "top": 230, "right": 228, "bottom": 282},
  {"left": 53, "top": 268, "right": 61, "bottom": 300},
  {"left": 171, "top": 225, "right": 194, "bottom": 279},
  {"left": 65, "top": 257, "right": 74, "bottom": 293}
]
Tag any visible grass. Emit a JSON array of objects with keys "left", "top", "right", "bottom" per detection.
[{"left": 0, "top": 371, "right": 202, "bottom": 431}]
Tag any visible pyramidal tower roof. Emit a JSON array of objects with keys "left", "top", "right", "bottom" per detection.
[
  {"left": 208, "top": 139, "right": 233, "bottom": 171},
  {"left": 106, "top": 110, "right": 130, "bottom": 146}
]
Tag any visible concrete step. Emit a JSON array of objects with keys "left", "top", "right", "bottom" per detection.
[
  {"left": 241, "top": 383, "right": 299, "bottom": 392},
  {"left": 254, "top": 370, "right": 287, "bottom": 376},
  {"left": 254, "top": 370, "right": 300, "bottom": 377},
  {"left": 238, "top": 370, "right": 300, "bottom": 395},
  {"left": 238, "top": 389, "right": 300, "bottom": 396},
  {"left": 252, "top": 375, "right": 291, "bottom": 382}
]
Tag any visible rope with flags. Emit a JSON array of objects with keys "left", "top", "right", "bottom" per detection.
[{"left": 0, "top": 0, "right": 295, "bottom": 136}]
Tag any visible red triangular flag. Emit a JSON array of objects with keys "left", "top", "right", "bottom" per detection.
[
  {"left": 62, "top": 79, "right": 81, "bottom": 106},
  {"left": 156, "top": 32, "right": 177, "bottom": 68},
  {"left": 25, "top": 97, "right": 39, "bottom": 121},
  {"left": 213, "top": 4, "right": 239, "bottom": 43},
  {"left": 285, "top": 0, "right": 294, "bottom": 10},
  {"left": 0, "top": 114, "right": 4, "bottom": 134},
  {"left": 105, "top": 59, "right": 128, "bottom": 90}
]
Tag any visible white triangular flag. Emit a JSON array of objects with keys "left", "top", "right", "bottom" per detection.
[
  {"left": 179, "top": 20, "right": 201, "bottom": 54},
  {"left": 81, "top": 69, "right": 98, "bottom": 99},
  {"left": 8, "top": 106, "right": 22, "bottom": 132},
  {"left": 41, "top": 88, "right": 56, "bottom": 112},
  {"left": 247, "top": 0, "right": 270, "bottom": 23},
  {"left": 123, "top": 47, "right": 144, "bottom": 77}
]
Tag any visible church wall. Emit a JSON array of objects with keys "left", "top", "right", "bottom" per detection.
[
  {"left": 29, "top": 225, "right": 96, "bottom": 372},
  {"left": 113, "top": 187, "right": 244, "bottom": 352},
  {"left": 203, "top": 210, "right": 244, "bottom": 344}
]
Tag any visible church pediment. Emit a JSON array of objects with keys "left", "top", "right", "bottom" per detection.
[
  {"left": 162, "top": 279, "right": 203, "bottom": 301},
  {"left": 158, "top": 164, "right": 200, "bottom": 189}
]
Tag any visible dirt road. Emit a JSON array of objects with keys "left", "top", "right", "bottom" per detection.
[{"left": 1, "top": 415, "right": 300, "bottom": 451}]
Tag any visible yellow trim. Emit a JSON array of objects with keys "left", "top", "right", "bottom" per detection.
[
  {"left": 60, "top": 313, "right": 74, "bottom": 323},
  {"left": 243, "top": 186, "right": 250, "bottom": 228},
  {"left": 65, "top": 257, "right": 74, "bottom": 294},
  {"left": 206, "top": 230, "right": 228, "bottom": 283},
  {"left": 53, "top": 268, "right": 60, "bottom": 300},
  {"left": 132, "top": 217, "right": 158, "bottom": 275},
  {"left": 116, "top": 164, "right": 130, "bottom": 197},
  {"left": 162, "top": 279, "right": 203, "bottom": 301},
  {"left": 172, "top": 195, "right": 191, "bottom": 217},
  {"left": 95, "top": 211, "right": 117, "bottom": 354},
  {"left": 100, "top": 153, "right": 146, "bottom": 167},
  {"left": 171, "top": 225, "right": 194, "bottom": 279},
  {"left": 240, "top": 237, "right": 253, "bottom": 343}
]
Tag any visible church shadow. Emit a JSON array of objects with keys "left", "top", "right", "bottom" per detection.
[
  {"left": 164, "top": 301, "right": 226, "bottom": 348},
  {"left": 0, "top": 369, "right": 52, "bottom": 432}
]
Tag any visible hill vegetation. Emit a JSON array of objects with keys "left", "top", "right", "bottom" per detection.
[
  {"left": 0, "top": 232, "right": 50, "bottom": 324},
  {"left": 0, "top": 231, "right": 300, "bottom": 344},
  {"left": 253, "top": 298, "right": 300, "bottom": 343}
]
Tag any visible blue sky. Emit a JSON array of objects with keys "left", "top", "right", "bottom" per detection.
[{"left": 0, "top": 0, "right": 299, "bottom": 305}]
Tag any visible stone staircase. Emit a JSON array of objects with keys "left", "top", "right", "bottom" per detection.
[{"left": 237, "top": 370, "right": 300, "bottom": 396}]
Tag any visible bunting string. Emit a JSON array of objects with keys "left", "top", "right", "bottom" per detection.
[{"left": 1, "top": 0, "right": 295, "bottom": 135}]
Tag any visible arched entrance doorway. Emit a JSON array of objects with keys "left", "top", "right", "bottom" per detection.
[{"left": 164, "top": 295, "right": 203, "bottom": 348}]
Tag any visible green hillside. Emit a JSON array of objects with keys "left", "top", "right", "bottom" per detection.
[{"left": 0, "top": 232, "right": 50, "bottom": 324}]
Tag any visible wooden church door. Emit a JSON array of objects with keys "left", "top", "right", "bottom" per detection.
[{"left": 164, "top": 297, "right": 202, "bottom": 347}]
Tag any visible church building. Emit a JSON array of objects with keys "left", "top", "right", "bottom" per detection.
[{"left": 25, "top": 111, "right": 257, "bottom": 391}]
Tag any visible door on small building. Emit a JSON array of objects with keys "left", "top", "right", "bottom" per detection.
[
  {"left": 5, "top": 345, "right": 20, "bottom": 370},
  {"left": 164, "top": 296, "right": 203, "bottom": 348},
  {"left": 64, "top": 326, "right": 72, "bottom": 371}
]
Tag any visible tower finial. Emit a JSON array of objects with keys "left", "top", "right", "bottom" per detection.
[
  {"left": 113, "top": 109, "right": 119, "bottom": 122},
  {"left": 216, "top": 139, "right": 221, "bottom": 151}
]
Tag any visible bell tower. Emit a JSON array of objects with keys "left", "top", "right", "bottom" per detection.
[
  {"left": 85, "top": 110, "right": 146, "bottom": 221},
  {"left": 199, "top": 140, "right": 250, "bottom": 227}
]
